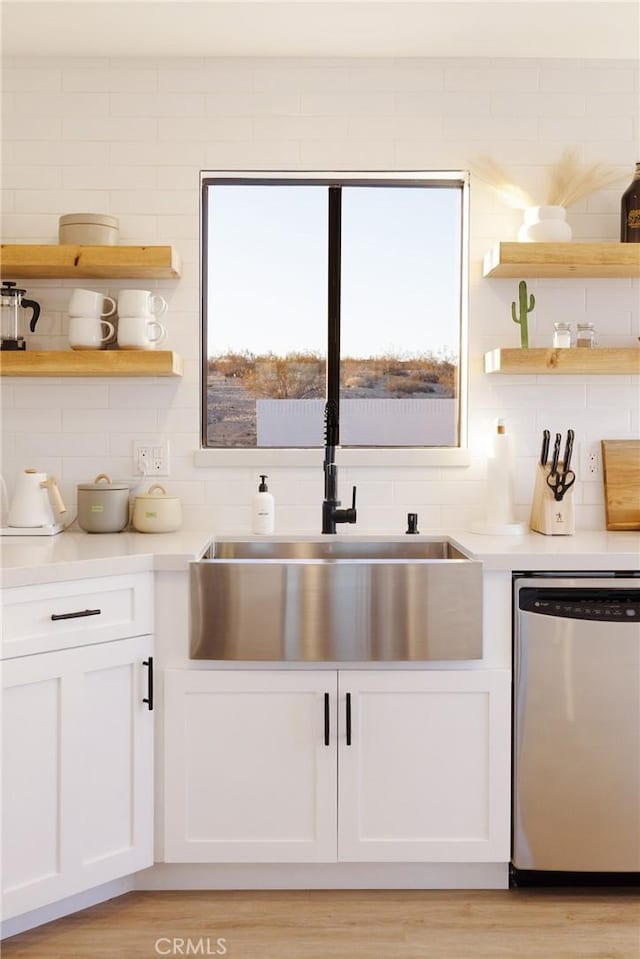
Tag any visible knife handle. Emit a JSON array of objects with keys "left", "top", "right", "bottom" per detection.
[
  {"left": 550, "top": 433, "right": 562, "bottom": 473},
  {"left": 540, "top": 429, "right": 550, "bottom": 466},
  {"left": 563, "top": 429, "right": 575, "bottom": 472}
]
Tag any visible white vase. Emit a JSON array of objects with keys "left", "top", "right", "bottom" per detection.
[{"left": 517, "top": 205, "right": 573, "bottom": 242}]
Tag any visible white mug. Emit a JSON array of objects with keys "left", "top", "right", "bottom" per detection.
[
  {"left": 117, "top": 290, "right": 167, "bottom": 318},
  {"left": 117, "top": 316, "right": 167, "bottom": 350},
  {"left": 68, "top": 316, "right": 116, "bottom": 350},
  {"left": 68, "top": 288, "right": 116, "bottom": 318}
]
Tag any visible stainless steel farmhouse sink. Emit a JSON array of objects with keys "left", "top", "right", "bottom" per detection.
[
  {"left": 190, "top": 538, "right": 482, "bottom": 662},
  {"left": 212, "top": 539, "right": 469, "bottom": 561}
]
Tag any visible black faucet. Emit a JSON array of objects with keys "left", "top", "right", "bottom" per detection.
[{"left": 322, "top": 400, "right": 357, "bottom": 534}]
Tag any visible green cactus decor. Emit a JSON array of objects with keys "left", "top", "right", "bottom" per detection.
[{"left": 511, "top": 279, "right": 535, "bottom": 348}]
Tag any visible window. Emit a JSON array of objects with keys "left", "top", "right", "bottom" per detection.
[{"left": 201, "top": 172, "right": 468, "bottom": 451}]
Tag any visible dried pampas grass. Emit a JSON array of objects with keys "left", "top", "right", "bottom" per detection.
[
  {"left": 468, "top": 156, "right": 536, "bottom": 209},
  {"left": 545, "top": 149, "right": 624, "bottom": 206},
  {"left": 471, "top": 149, "right": 626, "bottom": 209}
]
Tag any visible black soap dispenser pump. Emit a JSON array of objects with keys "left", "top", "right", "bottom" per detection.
[{"left": 406, "top": 512, "right": 420, "bottom": 534}]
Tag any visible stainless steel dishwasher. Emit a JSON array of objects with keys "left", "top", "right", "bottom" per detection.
[{"left": 513, "top": 574, "right": 640, "bottom": 878}]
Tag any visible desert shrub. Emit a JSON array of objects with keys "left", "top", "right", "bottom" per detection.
[
  {"left": 343, "top": 374, "right": 376, "bottom": 390},
  {"left": 434, "top": 360, "right": 456, "bottom": 395},
  {"left": 209, "top": 351, "right": 255, "bottom": 379},
  {"left": 210, "top": 348, "right": 457, "bottom": 397},
  {"left": 385, "top": 376, "right": 435, "bottom": 396},
  {"left": 342, "top": 352, "right": 457, "bottom": 396},
  {"left": 242, "top": 352, "right": 325, "bottom": 399}
]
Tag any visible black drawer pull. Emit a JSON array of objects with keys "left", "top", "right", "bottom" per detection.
[
  {"left": 143, "top": 657, "right": 154, "bottom": 711},
  {"left": 324, "top": 692, "right": 330, "bottom": 746},
  {"left": 51, "top": 608, "right": 101, "bottom": 622},
  {"left": 346, "top": 692, "right": 352, "bottom": 746}
]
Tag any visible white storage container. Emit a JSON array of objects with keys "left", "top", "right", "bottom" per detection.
[
  {"left": 132, "top": 484, "right": 182, "bottom": 533},
  {"left": 58, "top": 213, "right": 119, "bottom": 246}
]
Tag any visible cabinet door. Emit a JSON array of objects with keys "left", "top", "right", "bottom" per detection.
[
  {"left": 338, "top": 670, "right": 510, "bottom": 862},
  {"left": 73, "top": 635, "right": 153, "bottom": 889},
  {"left": 1, "top": 636, "right": 153, "bottom": 919},
  {"left": 164, "top": 670, "right": 337, "bottom": 862}
]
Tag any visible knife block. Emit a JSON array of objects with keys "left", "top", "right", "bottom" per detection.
[{"left": 529, "top": 463, "right": 575, "bottom": 535}]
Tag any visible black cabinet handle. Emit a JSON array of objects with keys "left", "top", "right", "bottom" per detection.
[
  {"left": 143, "top": 657, "right": 154, "bottom": 711},
  {"left": 324, "top": 692, "right": 330, "bottom": 746},
  {"left": 346, "top": 692, "right": 352, "bottom": 746},
  {"left": 51, "top": 608, "right": 101, "bottom": 621}
]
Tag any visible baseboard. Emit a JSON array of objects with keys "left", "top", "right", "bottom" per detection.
[
  {"left": 1, "top": 876, "right": 134, "bottom": 940},
  {"left": 135, "top": 862, "right": 509, "bottom": 891},
  {"left": 1, "top": 862, "right": 509, "bottom": 938}
]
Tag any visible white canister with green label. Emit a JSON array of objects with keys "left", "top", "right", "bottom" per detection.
[{"left": 132, "top": 483, "right": 182, "bottom": 533}]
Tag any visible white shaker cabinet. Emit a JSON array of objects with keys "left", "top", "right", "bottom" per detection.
[
  {"left": 163, "top": 668, "right": 510, "bottom": 865},
  {"left": 338, "top": 670, "right": 510, "bottom": 862},
  {"left": 163, "top": 670, "right": 338, "bottom": 862},
  {"left": 1, "top": 575, "right": 154, "bottom": 921}
]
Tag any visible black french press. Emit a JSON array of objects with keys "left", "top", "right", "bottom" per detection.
[{"left": 0, "top": 280, "right": 41, "bottom": 350}]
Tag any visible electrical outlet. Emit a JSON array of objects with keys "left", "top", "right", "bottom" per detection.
[
  {"left": 134, "top": 441, "right": 170, "bottom": 477},
  {"left": 152, "top": 444, "right": 169, "bottom": 475},
  {"left": 580, "top": 442, "right": 602, "bottom": 480}
]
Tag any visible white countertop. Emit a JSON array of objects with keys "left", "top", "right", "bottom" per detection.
[
  {"left": 1, "top": 527, "right": 638, "bottom": 589},
  {"left": 450, "top": 529, "right": 640, "bottom": 572},
  {"left": 0, "top": 530, "right": 213, "bottom": 588}
]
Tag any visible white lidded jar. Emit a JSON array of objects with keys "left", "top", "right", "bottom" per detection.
[
  {"left": 251, "top": 475, "right": 275, "bottom": 535},
  {"left": 58, "top": 213, "right": 119, "bottom": 246},
  {"left": 132, "top": 483, "right": 182, "bottom": 533}
]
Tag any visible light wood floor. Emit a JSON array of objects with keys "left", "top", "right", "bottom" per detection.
[{"left": 2, "top": 889, "right": 639, "bottom": 959}]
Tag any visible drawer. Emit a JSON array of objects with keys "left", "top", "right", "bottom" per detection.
[{"left": 1, "top": 573, "right": 153, "bottom": 659}]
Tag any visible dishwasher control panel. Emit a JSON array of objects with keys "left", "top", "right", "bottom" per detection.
[{"left": 519, "top": 588, "right": 640, "bottom": 622}]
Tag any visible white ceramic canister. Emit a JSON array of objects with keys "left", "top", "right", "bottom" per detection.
[
  {"left": 59, "top": 214, "right": 120, "bottom": 246},
  {"left": 77, "top": 474, "right": 130, "bottom": 533},
  {"left": 132, "top": 484, "right": 182, "bottom": 533}
]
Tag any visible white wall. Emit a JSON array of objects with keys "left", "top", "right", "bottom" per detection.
[{"left": 1, "top": 56, "right": 638, "bottom": 533}]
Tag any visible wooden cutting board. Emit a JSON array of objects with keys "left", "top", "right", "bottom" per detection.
[{"left": 601, "top": 440, "right": 640, "bottom": 530}]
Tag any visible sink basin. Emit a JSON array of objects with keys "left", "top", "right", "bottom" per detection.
[
  {"left": 210, "top": 538, "right": 468, "bottom": 561},
  {"left": 191, "top": 538, "right": 482, "bottom": 662}
]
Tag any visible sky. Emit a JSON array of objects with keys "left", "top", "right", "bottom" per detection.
[{"left": 207, "top": 182, "right": 462, "bottom": 360}]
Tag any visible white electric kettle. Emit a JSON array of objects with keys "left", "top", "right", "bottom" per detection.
[{"left": 7, "top": 469, "right": 67, "bottom": 530}]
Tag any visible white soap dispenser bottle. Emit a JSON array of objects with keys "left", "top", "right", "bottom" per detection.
[{"left": 252, "top": 474, "right": 275, "bottom": 535}]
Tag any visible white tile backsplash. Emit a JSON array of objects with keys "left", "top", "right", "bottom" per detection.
[{"left": 2, "top": 54, "right": 638, "bottom": 534}]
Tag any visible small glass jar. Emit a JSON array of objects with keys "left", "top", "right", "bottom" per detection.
[
  {"left": 576, "top": 322, "right": 597, "bottom": 348},
  {"left": 553, "top": 322, "right": 572, "bottom": 348}
]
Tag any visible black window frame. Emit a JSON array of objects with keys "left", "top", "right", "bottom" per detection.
[{"left": 200, "top": 171, "right": 470, "bottom": 452}]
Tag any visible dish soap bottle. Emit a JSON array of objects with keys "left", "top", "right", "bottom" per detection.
[{"left": 252, "top": 475, "right": 274, "bottom": 534}]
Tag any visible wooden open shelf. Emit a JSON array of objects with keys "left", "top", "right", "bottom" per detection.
[
  {"left": 482, "top": 242, "right": 640, "bottom": 278},
  {"left": 484, "top": 347, "right": 640, "bottom": 375},
  {"left": 0, "top": 244, "right": 182, "bottom": 279},
  {"left": 0, "top": 350, "right": 183, "bottom": 378}
]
